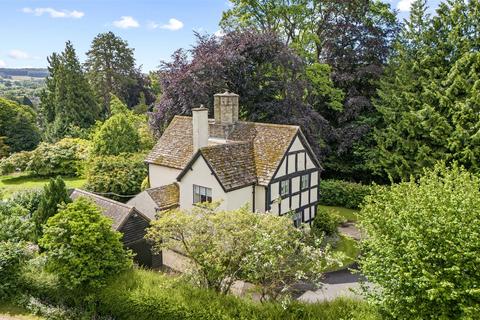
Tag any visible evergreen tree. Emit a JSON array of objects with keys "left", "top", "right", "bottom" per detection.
[
  {"left": 40, "top": 42, "right": 100, "bottom": 142},
  {"left": 33, "top": 176, "right": 72, "bottom": 241},
  {"left": 373, "top": 0, "right": 480, "bottom": 180},
  {"left": 85, "top": 32, "right": 138, "bottom": 114}
]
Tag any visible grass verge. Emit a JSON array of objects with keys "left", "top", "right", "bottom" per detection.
[{"left": 0, "top": 174, "right": 86, "bottom": 199}]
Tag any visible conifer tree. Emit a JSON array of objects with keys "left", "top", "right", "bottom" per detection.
[
  {"left": 372, "top": 0, "right": 480, "bottom": 180},
  {"left": 33, "top": 176, "right": 71, "bottom": 241},
  {"left": 85, "top": 32, "right": 137, "bottom": 115},
  {"left": 40, "top": 42, "right": 100, "bottom": 141}
]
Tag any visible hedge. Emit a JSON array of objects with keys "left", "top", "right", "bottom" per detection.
[
  {"left": 319, "top": 179, "right": 374, "bottom": 209},
  {"left": 97, "top": 269, "right": 379, "bottom": 320}
]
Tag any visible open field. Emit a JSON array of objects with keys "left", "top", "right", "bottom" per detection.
[{"left": 0, "top": 174, "right": 86, "bottom": 199}]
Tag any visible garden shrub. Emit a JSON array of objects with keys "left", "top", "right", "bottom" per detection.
[
  {"left": 39, "top": 198, "right": 132, "bottom": 297},
  {"left": 360, "top": 164, "right": 480, "bottom": 319},
  {"left": 0, "top": 202, "right": 33, "bottom": 242},
  {"left": 0, "top": 242, "right": 30, "bottom": 299},
  {"left": 0, "top": 151, "right": 32, "bottom": 175},
  {"left": 97, "top": 268, "right": 380, "bottom": 320},
  {"left": 85, "top": 153, "right": 147, "bottom": 201},
  {"left": 10, "top": 189, "right": 44, "bottom": 216},
  {"left": 311, "top": 207, "right": 339, "bottom": 238},
  {"left": 319, "top": 179, "right": 373, "bottom": 209},
  {"left": 27, "top": 138, "right": 90, "bottom": 177}
]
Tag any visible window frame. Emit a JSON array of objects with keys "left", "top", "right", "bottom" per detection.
[
  {"left": 280, "top": 179, "right": 290, "bottom": 196},
  {"left": 193, "top": 184, "right": 212, "bottom": 204},
  {"left": 300, "top": 173, "right": 310, "bottom": 191}
]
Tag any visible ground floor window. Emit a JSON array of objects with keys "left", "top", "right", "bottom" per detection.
[
  {"left": 193, "top": 185, "right": 212, "bottom": 204},
  {"left": 293, "top": 211, "right": 302, "bottom": 227}
]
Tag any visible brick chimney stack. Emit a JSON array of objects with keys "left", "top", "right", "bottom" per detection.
[{"left": 214, "top": 91, "right": 239, "bottom": 125}]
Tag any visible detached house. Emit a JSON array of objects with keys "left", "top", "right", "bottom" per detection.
[{"left": 131, "top": 92, "right": 322, "bottom": 225}]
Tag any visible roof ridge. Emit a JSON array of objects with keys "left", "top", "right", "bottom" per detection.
[
  {"left": 173, "top": 115, "right": 300, "bottom": 130},
  {"left": 72, "top": 189, "right": 133, "bottom": 210}
]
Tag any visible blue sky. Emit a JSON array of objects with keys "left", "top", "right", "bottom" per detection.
[{"left": 0, "top": 0, "right": 441, "bottom": 72}]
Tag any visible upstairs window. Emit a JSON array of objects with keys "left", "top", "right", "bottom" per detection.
[
  {"left": 193, "top": 185, "right": 212, "bottom": 204},
  {"left": 300, "top": 174, "right": 310, "bottom": 190},
  {"left": 280, "top": 180, "right": 290, "bottom": 196}
]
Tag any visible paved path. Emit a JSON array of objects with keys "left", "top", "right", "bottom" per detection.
[
  {"left": 298, "top": 267, "right": 366, "bottom": 302},
  {"left": 338, "top": 222, "right": 362, "bottom": 240}
]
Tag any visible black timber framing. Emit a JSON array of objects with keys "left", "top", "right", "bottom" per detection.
[{"left": 267, "top": 143, "right": 321, "bottom": 222}]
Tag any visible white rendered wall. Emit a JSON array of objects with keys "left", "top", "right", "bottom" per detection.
[{"left": 149, "top": 164, "right": 181, "bottom": 188}]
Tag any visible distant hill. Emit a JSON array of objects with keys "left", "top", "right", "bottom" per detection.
[{"left": 0, "top": 68, "right": 48, "bottom": 79}]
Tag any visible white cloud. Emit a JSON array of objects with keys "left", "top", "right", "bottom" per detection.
[
  {"left": 397, "top": 0, "right": 415, "bottom": 12},
  {"left": 148, "top": 18, "right": 183, "bottom": 31},
  {"left": 0, "top": 60, "right": 6, "bottom": 68},
  {"left": 113, "top": 16, "right": 140, "bottom": 29},
  {"left": 8, "top": 50, "right": 30, "bottom": 60},
  {"left": 22, "top": 7, "right": 84, "bottom": 19}
]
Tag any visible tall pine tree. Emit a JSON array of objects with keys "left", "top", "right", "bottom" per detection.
[
  {"left": 85, "top": 32, "right": 137, "bottom": 115},
  {"left": 373, "top": 0, "right": 480, "bottom": 180},
  {"left": 40, "top": 41, "right": 100, "bottom": 141}
]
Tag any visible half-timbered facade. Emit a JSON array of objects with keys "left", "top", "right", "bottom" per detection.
[{"left": 142, "top": 91, "right": 322, "bottom": 225}]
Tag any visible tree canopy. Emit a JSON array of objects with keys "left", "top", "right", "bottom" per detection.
[
  {"left": 151, "top": 30, "right": 339, "bottom": 159},
  {"left": 40, "top": 41, "right": 100, "bottom": 142},
  {"left": 372, "top": 0, "right": 480, "bottom": 181},
  {"left": 359, "top": 163, "right": 480, "bottom": 318},
  {"left": 0, "top": 97, "right": 40, "bottom": 154}
]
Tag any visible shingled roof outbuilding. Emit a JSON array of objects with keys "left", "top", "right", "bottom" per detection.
[
  {"left": 146, "top": 116, "right": 305, "bottom": 187},
  {"left": 70, "top": 189, "right": 149, "bottom": 229}
]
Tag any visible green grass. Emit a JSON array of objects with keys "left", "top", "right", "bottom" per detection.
[
  {"left": 318, "top": 205, "right": 359, "bottom": 222},
  {"left": 335, "top": 235, "right": 360, "bottom": 268},
  {"left": 0, "top": 302, "right": 44, "bottom": 320},
  {"left": 0, "top": 173, "right": 86, "bottom": 199}
]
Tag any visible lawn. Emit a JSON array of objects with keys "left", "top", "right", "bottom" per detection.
[
  {"left": 0, "top": 303, "right": 44, "bottom": 320},
  {"left": 318, "top": 205, "right": 359, "bottom": 222},
  {"left": 0, "top": 173, "right": 86, "bottom": 199},
  {"left": 326, "top": 235, "right": 360, "bottom": 272}
]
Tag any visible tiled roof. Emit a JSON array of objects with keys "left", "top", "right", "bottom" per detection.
[
  {"left": 146, "top": 116, "right": 300, "bottom": 187},
  {"left": 146, "top": 183, "right": 180, "bottom": 210},
  {"left": 200, "top": 142, "right": 257, "bottom": 191},
  {"left": 70, "top": 189, "right": 139, "bottom": 230},
  {"left": 145, "top": 116, "right": 194, "bottom": 169}
]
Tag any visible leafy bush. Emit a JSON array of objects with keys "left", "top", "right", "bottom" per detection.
[
  {"left": 97, "top": 269, "right": 380, "bottom": 320},
  {"left": 0, "top": 97, "right": 40, "bottom": 153},
  {"left": 39, "top": 197, "right": 132, "bottom": 297},
  {"left": 85, "top": 153, "right": 147, "bottom": 201},
  {"left": 147, "top": 204, "right": 335, "bottom": 300},
  {"left": 311, "top": 207, "right": 339, "bottom": 238},
  {"left": 92, "top": 114, "right": 141, "bottom": 156},
  {"left": 0, "top": 202, "right": 33, "bottom": 242},
  {"left": 0, "top": 150, "right": 32, "bottom": 175},
  {"left": 0, "top": 242, "right": 30, "bottom": 299},
  {"left": 360, "top": 164, "right": 480, "bottom": 319},
  {"left": 319, "top": 179, "right": 373, "bottom": 209},
  {"left": 27, "top": 138, "right": 90, "bottom": 177},
  {"left": 9, "top": 189, "right": 44, "bottom": 216}
]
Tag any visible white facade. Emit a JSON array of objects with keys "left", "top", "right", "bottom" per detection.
[
  {"left": 177, "top": 155, "right": 253, "bottom": 211},
  {"left": 149, "top": 134, "right": 320, "bottom": 224},
  {"left": 149, "top": 165, "right": 181, "bottom": 188}
]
